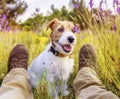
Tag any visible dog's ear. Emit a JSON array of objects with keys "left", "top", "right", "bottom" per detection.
[{"left": 47, "top": 18, "right": 59, "bottom": 30}]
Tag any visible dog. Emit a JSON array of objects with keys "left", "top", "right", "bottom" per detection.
[{"left": 28, "top": 18, "right": 77, "bottom": 99}]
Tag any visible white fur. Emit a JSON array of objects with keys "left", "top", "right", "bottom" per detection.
[
  {"left": 28, "top": 30, "right": 76, "bottom": 98},
  {"left": 28, "top": 44, "right": 74, "bottom": 85}
]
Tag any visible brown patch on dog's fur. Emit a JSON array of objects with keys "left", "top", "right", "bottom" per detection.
[{"left": 47, "top": 18, "right": 75, "bottom": 45}]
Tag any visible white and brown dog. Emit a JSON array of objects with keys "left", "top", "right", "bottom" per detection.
[{"left": 28, "top": 18, "right": 77, "bottom": 98}]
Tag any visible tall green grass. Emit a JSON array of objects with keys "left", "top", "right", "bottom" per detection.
[{"left": 0, "top": 28, "right": 120, "bottom": 98}]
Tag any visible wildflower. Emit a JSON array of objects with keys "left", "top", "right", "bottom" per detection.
[
  {"left": 2, "top": 14, "right": 6, "bottom": 21},
  {"left": 7, "top": 26, "right": 10, "bottom": 31},
  {"left": 36, "top": 8, "right": 40, "bottom": 12},
  {"left": 0, "top": 26, "right": 1, "bottom": 30},
  {"left": 73, "top": 25, "right": 80, "bottom": 34},
  {"left": 99, "top": 0, "right": 103, "bottom": 12},
  {"left": 0, "top": 14, "right": 6, "bottom": 25},
  {"left": 113, "top": 24, "right": 117, "bottom": 31},
  {"left": 113, "top": 0, "right": 119, "bottom": 5},
  {"left": 51, "top": 4, "right": 54, "bottom": 9},
  {"left": 117, "top": 7, "right": 120, "bottom": 14},
  {"left": 89, "top": 0, "right": 94, "bottom": 8},
  {"left": 0, "top": 14, "right": 10, "bottom": 32},
  {"left": 5, "top": 20, "right": 9, "bottom": 25},
  {"left": 99, "top": 0, "right": 103, "bottom": 6},
  {"left": 99, "top": 7, "right": 103, "bottom": 12},
  {"left": 73, "top": 3, "right": 79, "bottom": 9}
]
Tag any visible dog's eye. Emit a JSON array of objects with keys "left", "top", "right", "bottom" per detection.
[{"left": 58, "top": 28, "right": 64, "bottom": 32}]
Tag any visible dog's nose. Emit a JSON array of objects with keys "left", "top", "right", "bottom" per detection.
[{"left": 68, "top": 36, "right": 75, "bottom": 43}]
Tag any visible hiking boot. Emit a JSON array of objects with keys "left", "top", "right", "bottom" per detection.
[
  {"left": 8, "top": 44, "right": 29, "bottom": 72},
  {"left": 78, "top": 44, "right": 97, "bottom": 70}
]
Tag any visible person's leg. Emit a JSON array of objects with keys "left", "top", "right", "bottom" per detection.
[
  {"left": 73, "top": 44, "right": 119, "bottom": 99},
  {"left": 0, "top": 44, "right": 34, "bottom": 99}
]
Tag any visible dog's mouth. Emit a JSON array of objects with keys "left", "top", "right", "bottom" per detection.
[{"left": 60, "top": 44, "right": 72, "bottom": 53}]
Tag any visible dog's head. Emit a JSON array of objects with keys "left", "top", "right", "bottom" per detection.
[{"left": 47, "top": 18, "right": 78, "bottom": 56}]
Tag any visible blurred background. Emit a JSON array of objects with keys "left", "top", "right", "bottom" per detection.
[{"left": 0, "top": 0, "right": 117, "bottom": 32}]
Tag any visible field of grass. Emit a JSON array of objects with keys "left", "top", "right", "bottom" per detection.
[{"left": 0, "top": 28, "right": 120, "bottom": 98}]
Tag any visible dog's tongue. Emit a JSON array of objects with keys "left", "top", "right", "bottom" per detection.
[{"left": 63, "top": 45, "right": 71, "bottom": 52}]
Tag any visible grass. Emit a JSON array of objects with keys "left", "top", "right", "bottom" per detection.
[{"left": 0, "top": 28, "right": 120, "bottom": 98}]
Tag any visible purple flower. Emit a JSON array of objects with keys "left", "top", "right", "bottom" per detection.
[
  {"left": 0, "top": 26, "right": 1, "bottom": 30},
  {"left": 99, "top": 0, "right": 103, "bottom": 7},
  {"left": 7, "top": 26, "right": 10, "bottom": 31},
  {"left": 5, "top": 20, "right": 9, "bottom": 25},
  {"left": 73, "top": 3, "right": 79, "bottom": 9},
  {"left": 0, "top": 14, "right": 6, "bottom": 25},
  {"left": 113, "top": 24, "right": 117, "bottom": 31},
  {"left": 89, "top": 0, "right": 94, "bottom": 8},
  {"left": 36, "top": 8, "right": 40, "bottom": 12},
  {"left": 117, "top": 7, "right": 120, "bottom": 14},
  {"left": 99, "top": 7, "right": 103, "bottom": 12},
  {"left": 0, "top": 14, "right": 10, "bottom": 32},
  {"left": 51, "top": 4, "right": 54, "bottom": 9},
  {"left": 99, "top": 0, "right": 103, "bottom": 11},
  {"left": 2, "top": 14, "right": 6, "bottom": 21},
  {"left": 113, "top": 0, "right": 119, "bottom": 5},
  {"left": 73, "top": 25, "right": 80, "bottom": 33}
]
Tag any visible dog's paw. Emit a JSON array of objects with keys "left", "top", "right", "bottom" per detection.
[{"left": 63, "top": 90, "right": 69, "bottom": 96}]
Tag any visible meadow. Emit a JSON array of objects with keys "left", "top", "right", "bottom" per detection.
[{"left": 0, "top": 26, "right": 120, "bottom": 99}]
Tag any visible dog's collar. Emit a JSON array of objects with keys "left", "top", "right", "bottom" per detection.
[{"left": 49, "top": 46, "right": 68, "bottom": 57}]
